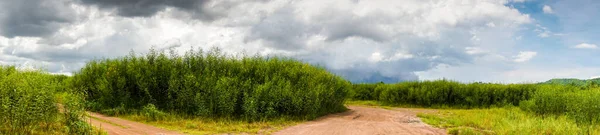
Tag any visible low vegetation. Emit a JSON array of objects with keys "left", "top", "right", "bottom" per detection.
[
  {"left": 71, "top": 48, "right": 350, "bottom": 121},
  {"left": 121, "top": 112, "right": 299, "bottom": 134},
  {"left": 418, "top": 107, "right": 600, "bottom": 135}
]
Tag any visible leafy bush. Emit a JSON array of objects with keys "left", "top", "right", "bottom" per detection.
[
  {"left": 348, "top": 83, "right": 384, "bottom": 100},
  {"left": 521, "top": 85, "right": 600, "bottom": 124},
  {"left": 375, "top": 80, "right": 539, "bottom": 108},
  {"left": 63, "top": 92, "right": 96, "bottom": 134},
  {"left": 100, "top": 104, "right": 127, "bottom": 116},
  {"left": 0, "top": 66, "right": 59, "bottom": 133},
  {"left": 0, "top": 66, "right": 97, "bottom": 134},
  {"left": 141, "top": 104, "right": 166, "bottom": 121},
  {"left": 72, "top": 48, "right": 350, "bottom": 121}
]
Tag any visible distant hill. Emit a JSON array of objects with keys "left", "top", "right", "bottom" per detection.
[{"left": 541, "top": 78, "right": 600, "bottom": 87}]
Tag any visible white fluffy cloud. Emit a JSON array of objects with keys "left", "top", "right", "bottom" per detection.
[
  {"left": 534, "top": 24, "right": 563, "bottom": 38},
  {"left": 513, "top": 51, "right": 537, "bottom": 62},
  {"left": 573, "top": 43, "right": 598, "bottom": 49},
  {"left": 0, "top": 0, "right": 534, "bottom": 83},
  {"left": 543, "top": 5, "right": 554, "bottom": 14}
]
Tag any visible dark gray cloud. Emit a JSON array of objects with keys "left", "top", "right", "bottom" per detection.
[
  {"left": 0, "top": 0, "right": 77, "bottom": 38},
  {"left": 4, "top": 31, "right": 144, "bottom": 63},
  {"left": 246, "top": 7, "right": 310, "bottom": 50},
  {"left": 77, "top": 0, "right": 267, "bottom": 21},
  {"left": 3, "top": 45, "right": 92, "bottom": 63},
  {"left": 332, "top": 68, "right": 419, "bottom": 83},
  {"left": 246, "top": 6, "right": 392, "bottom": 51},
  {"left": 0, "top": 0, "right": 261, "bottom": 39},
  {"left": 79, "top": 0, "right": 208, "bottom": 17},
  {"left": 315, "top": 9, "right": 392, "bottom": 42}
]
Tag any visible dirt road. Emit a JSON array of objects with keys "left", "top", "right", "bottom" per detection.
[
  {"left": 85, "top": 106, "right": 445, "bottom": 135},
  {"left": 86, "top": 112, "right": 182, "bottom": 135},
  {"left": 274, "top": 106, "right": 446, "bottom": 135}
]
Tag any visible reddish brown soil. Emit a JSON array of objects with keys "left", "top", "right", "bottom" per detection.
[
  {"left": 86, "top": 112, "right": 183, "bottom": 135},
  {"left": 273, "top": 106, "right": 446, "bottom": 135},
  {"left": 85, "top": 106, "right": 445, "bottom": 135}
]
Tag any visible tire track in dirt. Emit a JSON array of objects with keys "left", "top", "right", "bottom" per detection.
[
  {"left": 273, "top": 106, "right": 446, "bottom": 135},
  {"left": 86, "top": 112, "right": 183, "bottom": 135}
]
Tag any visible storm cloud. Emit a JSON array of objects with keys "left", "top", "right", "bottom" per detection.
[
  {"left": 0, "top": 0, "right": 77, "bottom": 38},
  {"left": 77, "top": 0, "right": 271, "bottom": 21},
  {"left": 78, "top": 0, "right": 208, "bottom": 17}
]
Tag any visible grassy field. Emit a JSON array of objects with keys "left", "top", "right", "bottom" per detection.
[{"left": 418, "top": 107, "right": 600, "bottom": 135}]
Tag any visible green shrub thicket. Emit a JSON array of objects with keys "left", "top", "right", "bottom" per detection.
[
  {"left": 0, "top": 66, "right": 95, "bottom": 134},
  {"left": 349, "top": 82, "right": 384, "bottom": 100},
  {"left": 520, "top": 85, "right": 600, "bottom": 125},
  {"left": 62, "top": 92, "right": 97, "bottom": 134},
  {"left": 351, "top": 80, "right": 539, "bottom": 108},
  {"left": 0, "top": 66, "right": 58, "bottom": 133},
  {"left": 72, "top": 48, "right": 350, "bottom": 121}
]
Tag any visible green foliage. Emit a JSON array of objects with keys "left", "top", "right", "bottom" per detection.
[
  {"left": 0, "top": 66, "right": 97, "bottom": 134},
  {"left": 100, "top": 104, "right": 127, "bottom": 116},
  {"left": 72, "top": 48, "right": 350, "bottom": 121},
  {"left": 0, "top": 66, "right": 59, "bottom": 133},
  {"left": 521, "top": 85, "right": 600, "bottom": 125},
  {"left": 369, "top": 80, "right": 539, "bottom": 108},
  {"left": 63, "top": 92, "right": 96, "bottom": 134},
  {"left": 447, "top": 127, "right": 487, "bottom": 135},
  {"left": 141, "top": 104, "right": 166, "bottom": 121},
  {"left": 348, "top": 82, "right": 384, "bottom": 100}
]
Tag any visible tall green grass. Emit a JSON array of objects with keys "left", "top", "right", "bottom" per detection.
[
  {"left": 0, "top": 66, "right": 58, "bottom": 133},
  {"left": 348, "top": 82, "right": 383, "bottom": 100},
  {"left": 72, "top": 48, "right": 350, "bottom": 121},
  {"left": 520, "top": 85, "right": 600, "bottom": 125},
  {"left": 0, "top": 66, "right": 97, "bottom": 134}
]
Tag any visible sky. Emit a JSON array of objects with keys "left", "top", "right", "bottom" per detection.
[{"left": 0, "top": 0, "right": 599, "bottom": 83}]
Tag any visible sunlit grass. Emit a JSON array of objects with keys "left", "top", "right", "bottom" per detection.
[
  {"left": 345, "top": 100, "right": 382, "bottom": 106},
  {"left": 346, "top": 100, "right": 461, "bottom": 109},
  {"left": 119, "top": 113, "right": 302, "bottom": 134},
  {"left": 418, "top": 107, "right": 600, "bottom": 135}
]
